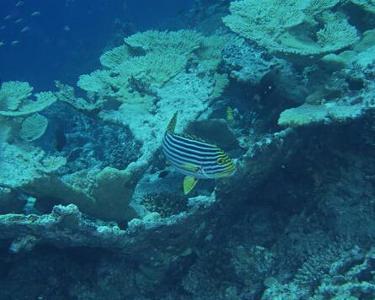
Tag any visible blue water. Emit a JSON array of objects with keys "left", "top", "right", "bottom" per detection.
[{"left": 0, "top": 0, "right": 193, "bottom": 90}]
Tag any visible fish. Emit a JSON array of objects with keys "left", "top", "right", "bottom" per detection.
[
  {"left": 0, "top": 25, "right": 6, "bottom": 30},
  {"left": 162, "top": 112, "right": 236, "bottom": 195},
  {"left": 31, "top": 11, "right": 41, "bottom": 17},
  {"left": 226, "top": 106, "right": 234, "bottom": 123},
  {"left": 54, "top": 124, "right": 67, "bottom": 152},
  {"left": 4, "top": 15, "right": 12, "bottom": 21},
  {"left": 16, "top": 1, "right": 24, "bottom": 7},
  {"left": 0, "top": 41, "right": 4, "bottom": 47},
  {"left": 14, "top": 18, "right": 23, "bottom": 24},
  {"left": 11, "top": 40, "right": 20, "bottom": 46},
  {"left": 20, "top": 26, "right": 30, "bottom": 33}
]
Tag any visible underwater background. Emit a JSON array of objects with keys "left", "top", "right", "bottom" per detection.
[{"left": 0, "top": 0, "right": 374, "bottom": 299}]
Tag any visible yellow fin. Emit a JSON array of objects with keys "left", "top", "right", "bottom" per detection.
[
  {"left": 166, "top": 112, "right": 178, "bottom": 133},
  {"left": 226, "top": 106, "right": 234, "bottom": 123},
  {"left": 183, "top": 176, "right": 198, "bottom": 195}
]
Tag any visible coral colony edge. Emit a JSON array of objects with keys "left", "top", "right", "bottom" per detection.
[{"left": 0, "top": 0, "right": 374, "bottom": 299}]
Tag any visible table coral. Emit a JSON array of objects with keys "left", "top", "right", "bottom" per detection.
[
  {"left": 223, "top": 0, "right": 359, "bottom": 56},
  {"left": 124, "top": 30, "right": 203, "bottom": 55},
  {"left": 0, "top": 89, "right": 56, "bottom": 117},
  {"left": 0, "top": 81, "right": 33, "bottom": 111},
  {"left": 350, "top": 0, "right": 375, "bottom": 14},
  {"left": 19, "top": 113, "right": 49, "bottom": 142}
]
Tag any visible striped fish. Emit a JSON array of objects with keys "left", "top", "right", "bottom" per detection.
[{"left": 162, "top": 112, "right": 236, "bottom": 195}]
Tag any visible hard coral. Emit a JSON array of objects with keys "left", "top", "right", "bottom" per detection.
[
  {"left": 0, "top": 82, "right": 56, "bottom": 117},
  {"left": 0, "top": 81, "right": 33, "bottom": 111},
  {"left": 223, "top": 0, "right": 359, "bottom": 56}
]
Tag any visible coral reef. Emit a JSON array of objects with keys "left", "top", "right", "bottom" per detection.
[
  {"left": 223, "top": 0, "right": 359, "bottom": 56},
  {"left": 262, "top": 246, "right": 375, "bottom": 299},
  {"left": 222, "top": 36, "right": 280, "bottom": 83},
  {"left": 0, "top": 0, "right": 374, "bottom": 299},
  {"left": 0, "top": 81, "right": 56, "bottom": 144}
]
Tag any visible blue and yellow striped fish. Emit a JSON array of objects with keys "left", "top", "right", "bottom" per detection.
[{"left": 162, "top": 112, "right": 236, "bottom": 195}]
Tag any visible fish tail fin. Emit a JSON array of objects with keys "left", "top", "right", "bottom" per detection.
[{"left": 166, "top": 112, "right": 178, "bottom": 134}]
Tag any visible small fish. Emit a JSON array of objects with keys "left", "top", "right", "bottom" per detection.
[
  {"left": 63, "top": 25, "right": 71, "bottom": 32},
  {"left": 20, "top": 26, "right": 30, "bottom": 33},
  {"left": 16, "top": 1, "right": 24, "bottom": 7},
  {"left": 14, "top": 18, "right": 23, "bottom": 24},
  {"left": 31, "top": 11, "right": 41, "bottom": 17},
  {"left": 0, "top": 25, "right": 6, "bottom": 30},
  {"left": 11, "top": 40, "right": 20, "bottom": 46},
  {"left": 4, "top": 15, "right": 12, "bottom": 21},
  {"left": 0, "top": 41, "right": 4, "bottom": 47},
  {"left": 54, "top": 125, "right": 67, "bottom": 152},
  {"left": 162, "top": 112, "right": 236, "bottom": 195},
  {"left": 226, "top": 106, "right": 234, "bottom": 123}
]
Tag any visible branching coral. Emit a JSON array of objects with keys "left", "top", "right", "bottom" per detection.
[{"left": 223, "top": 0, "right": 359, "bottom": 56}]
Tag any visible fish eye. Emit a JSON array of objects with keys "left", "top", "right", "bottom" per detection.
[
  {"left": 217, "top": 156, "right": 230, "bottom": 165},
  {"left": 217, "top": 157, "right": 225, "bottom": 164}
]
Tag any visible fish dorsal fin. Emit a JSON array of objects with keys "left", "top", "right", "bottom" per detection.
[
  {"left": 183, "top": 176, "right": 198, "bottom": 195},
  {"left": 166, "top": 112, "right": 178, "bottom": 134},
  {"left": 179, "top": 132, "right": 219, "bottom": 149}
]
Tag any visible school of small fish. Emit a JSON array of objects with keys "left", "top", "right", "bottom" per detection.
[{"left": 0, "top": 1, "right": 41, "bottom": 48}]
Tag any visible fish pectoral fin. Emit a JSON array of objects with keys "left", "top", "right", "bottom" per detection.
[
  {"left": 183, "top": 176, "right": 198, "bottom": 195},
  {"left": 181, "top": 163, "right": 200, "bottom": 172}
]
